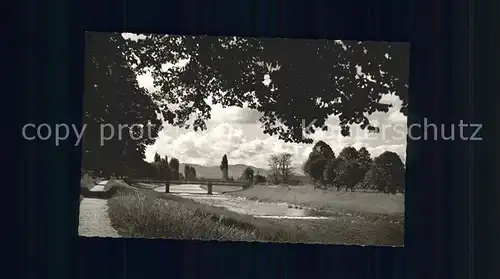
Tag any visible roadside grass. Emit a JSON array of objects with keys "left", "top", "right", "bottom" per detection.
[
  {"left": 107, "top": 186, "right": 404, "bottom": 245},
  {"left": 107, "top": 187, "right": 308, "bottom": 243}
]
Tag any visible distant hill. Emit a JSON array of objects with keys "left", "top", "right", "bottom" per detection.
[
  {"left": 178, "top": 163, "right": 269, "bottom": 180},
  {"left": 88, "top": 159, "right": 310, "bottom": 182},
  {"left": 177, "top": 163, "right": 310, "bottom": 184}
]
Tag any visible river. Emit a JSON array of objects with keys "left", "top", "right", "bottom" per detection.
[{"left": 142, "top": 183, "right": 331, "bottom": 220}]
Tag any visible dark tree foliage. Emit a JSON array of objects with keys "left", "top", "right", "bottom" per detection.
[
  {"left": 324, "top": 158, "right": 343, "bottom": 186},
  {"left": 220, "top": 154, "right": 229, "bottom": 180},
  {"left": 361, "top": 151, "right": 404, "bottom": 193},
  {"left": 169, "top": 158, "right": 180, "bottom": 180},
  {"left": 334, "top": 159, "right": 365, "bottom": 191},
  {"left": 302, "top": 141, "right": 336, "bottom": 187},
  {"left": 362, "top": 166, "right": 388, "bottom": 192},
  {"left": 127, "top": 35, "right": 409, "bottom": 143},
  {"left": 254, "top": 174, "right": 266, "bottom": 184},
  {"left": 129, "top": 160, "right": 158, "bottom": 179},
  {"left": 184, "top": 165, "right": 197, "bottom": 180},
  {"left": 372, "top": 151, "right": 405, "bottom": 194},
  {"left": 312, "top": 140, "right": 335, "bottom": 158},
  {"left": 184, "top": 165, "right": 190, "bottom": 180},
  {"left": 242, "top": 167, "right": 254, "bottom": 184},
  {"left": 82, "top": 32, "right": 162, "bottom": 176},
  {"left": 150, "top": 159, "right": 170, "bottom": 180},
  {"left": 154, "top": 153, "right": 161, "bottom": 162},
  {"left": 337, "top": 146, "right": 360, "bottom": 161},
  {"left": 303, "top": 156, "right": 328, "bottom": 185},
  {"left": 190, "top": 166, "right": 197, "bottom": 180},
  {"left": 357, "top": 147, "right": 373, "bottom": 174}
]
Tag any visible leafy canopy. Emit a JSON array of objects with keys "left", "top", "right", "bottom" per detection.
[
  {"left": 126, "top": 34, "right": 409, "bottom": 143},
  {"left": 83, "top": 32, "right": 162, "bottom": 176}
]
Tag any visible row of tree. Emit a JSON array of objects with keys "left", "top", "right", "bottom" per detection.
[
  {"left": 145, "top": 153, "right": 238, "bottom": 183},
  {"left": 137, "top": 153, "right": 197, "bottom": 181},
  {"left": 222, "top": 153, "right": 295, "bottom": 186},
  {"left": 239, "top": 167, "right": 267, "bottom": 186},
  {"left": 127, "top": 152, "right": 244, "bottom": 183},
  {"left": 302, "top": 141, "right": 405, "bottom": 194}
]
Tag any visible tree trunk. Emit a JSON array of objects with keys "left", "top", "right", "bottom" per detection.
[{"left": 207, "top": 183, "right": 213, "bottom": 195}]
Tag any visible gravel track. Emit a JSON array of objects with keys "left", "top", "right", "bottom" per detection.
[{"left": 78, "top": 197, "right": 120, "bottom": 238}]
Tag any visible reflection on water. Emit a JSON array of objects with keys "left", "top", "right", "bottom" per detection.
[{"left": 153, "top": 187, "right": 333, "bottom": 220}]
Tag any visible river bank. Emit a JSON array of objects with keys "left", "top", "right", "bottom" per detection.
[
  {"left": 107, "top": 186, "right": 404, "bottom": 245},
  {"left": 203, "top": 185, "right": 404, "bottom": 217}
]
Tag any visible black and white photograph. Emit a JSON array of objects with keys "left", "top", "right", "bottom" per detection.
[{"left": 79, "top": 32, "right": 409, "bottom": 246}]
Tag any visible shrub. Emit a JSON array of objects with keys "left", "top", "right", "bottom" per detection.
[{"left": 254, "top": 174, "right": 266, "bottom": 184}]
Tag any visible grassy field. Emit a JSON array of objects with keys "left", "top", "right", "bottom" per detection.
[
  {"left": 107, "top": 187, "right": 305, "bottom": 242},
  {"left": 206, "top": 185, "right": 404, "bottom": 216},
  {"left": 107, "top": 186, "right": 403, "bottom": 245}
]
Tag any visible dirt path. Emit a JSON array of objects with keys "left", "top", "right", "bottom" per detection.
[{"left": 79, "top": 197, "right": 120, "bottom": 237}]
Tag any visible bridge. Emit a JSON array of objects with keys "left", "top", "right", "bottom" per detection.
[{"left": 126, "top": 179, "right": 249, "bottom": 194}]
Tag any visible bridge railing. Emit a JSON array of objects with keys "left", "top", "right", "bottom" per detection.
[
  {"left": 126, "top": 178, "right": 248, "bottom": 194},
  {"left": 129, "top": 179, "right": 246, "bottom": 186}
]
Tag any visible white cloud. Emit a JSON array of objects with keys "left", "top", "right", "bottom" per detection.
[
  {"left": 388, "top": 111, "right": 407, "bottom": 124},
  {"left": 210, "top": 103, "right": 261, "bottom": 124},
  {"left": 136, "top": 72, "right": 156, "bottom": 92},
  {"left": 121, "top": 33, "right": 147, "bottom": 41},
  {"left": 144, "top": 91, "right": 408, "bottom": 172},
  {"left": 379, "top": 93, "right": 401, "bottom": 104}
]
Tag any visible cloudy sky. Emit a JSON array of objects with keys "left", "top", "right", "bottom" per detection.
[{"left": 123, "top": 33, "right": 408, "bottom": 171}]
